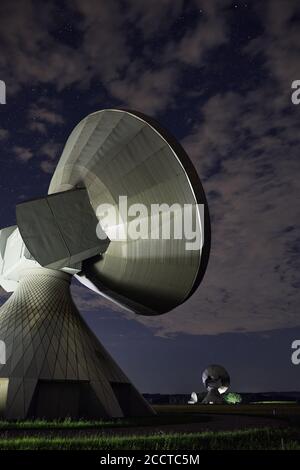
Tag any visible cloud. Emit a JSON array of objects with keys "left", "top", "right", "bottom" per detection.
[
  {"left": 108, "top": 67, "right": 178, "bottom": 114},
  {"left": 28, "top": 100, "right": 64, "bottom": 135},
  {"left": 246, "top": 0, "right": 300, "bottom": 98},
  {"left": 28, "top": 121, "right": 47, "bottom": 134},
  {"left": 39, "top": 141, "right": 62, "bottom": 173},
  {"left": 0, "top": 1, "right": 87, "bottom": 92},
  {"left": 28, "top": 103, "right": 64, "bottom": 125},
  {"left": 39, "top": 142, "right": 62, "bottom": 160},
  {"left": 72, "top": 0, "right": 131, "bottom": 84},
  {"left": 162, "top": 0, "right": 230, "bottom": 66},
  {"left": 124, "top": 0, "right": 184, "bottom": 39},
  {"left": 0, "top": 129, "right": 9, "bottom": 140},
  {"left": 40, "top": 160, "right": 56, "bottom": 174},
  {"left": 0, "top": 0, "right": 132, "bottom": 93},
  {"left": 11, "top": 135, "right": 62, "bottom": 173},
  {"left": 106, "top": 1, "right": 231, "bottom": 113},
  {"left": 12, "top": 146, "right": 33, "bottom": 162},
  {"left": 0, "top": 0, "right": 231, "bottom": 115}
]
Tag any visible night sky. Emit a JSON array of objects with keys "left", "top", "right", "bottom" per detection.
[{"left": 0, "top": 0, "right": 299, "bottom": 393}]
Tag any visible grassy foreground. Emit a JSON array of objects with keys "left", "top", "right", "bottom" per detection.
[
  {"left": 0, "top": 418, "right": 121, "bottom": 430},
  {"left": 0, "top": 414, "right": 207, "bottom": 430},
  {"left": 155, "top": 403, "right": 300, "bottom": 416},
  {"left": 0, "top": 428, "right": 298, "bottom": 450}
]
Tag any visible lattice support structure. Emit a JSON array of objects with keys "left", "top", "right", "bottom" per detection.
[
  {"left": 0, "top": 268, "right": 153, "bottom": 419},
  {"left": 201, "top": 389, "right": 224, "bottom": 404}
]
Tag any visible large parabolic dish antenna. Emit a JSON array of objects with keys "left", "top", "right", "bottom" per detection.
[
  {"left": 202, "top": 365, "right": 230, "bottom": 404},
  {"left": 0, "top": 109, "right": 210, "bottom": 420},
  {"left": 48, "top": 109, "right": 211, "bottom": 315}
]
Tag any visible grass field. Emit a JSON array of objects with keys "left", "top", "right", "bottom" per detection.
[
  {"left": 154, "top": 403, "right": 300, "bottom": 416},
  {"left": 0, "top": 413, "right": 209, "bottom": 430},
  {"left": 0, "top": 418, "right": 122, "bottom": 430},
  {"left": 0, "top": 404, "right": 299, "bottom": 450},
  {"left": 0, "top": 403, "right": 298, "bottom": 430},
  {"left": 0, "top": 428, "right": 298, "bottom": 450}
]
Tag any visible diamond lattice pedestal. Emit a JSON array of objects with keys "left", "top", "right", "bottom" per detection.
[{"left": 0, "top": 268, "right": 153, "bottom": 419}]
